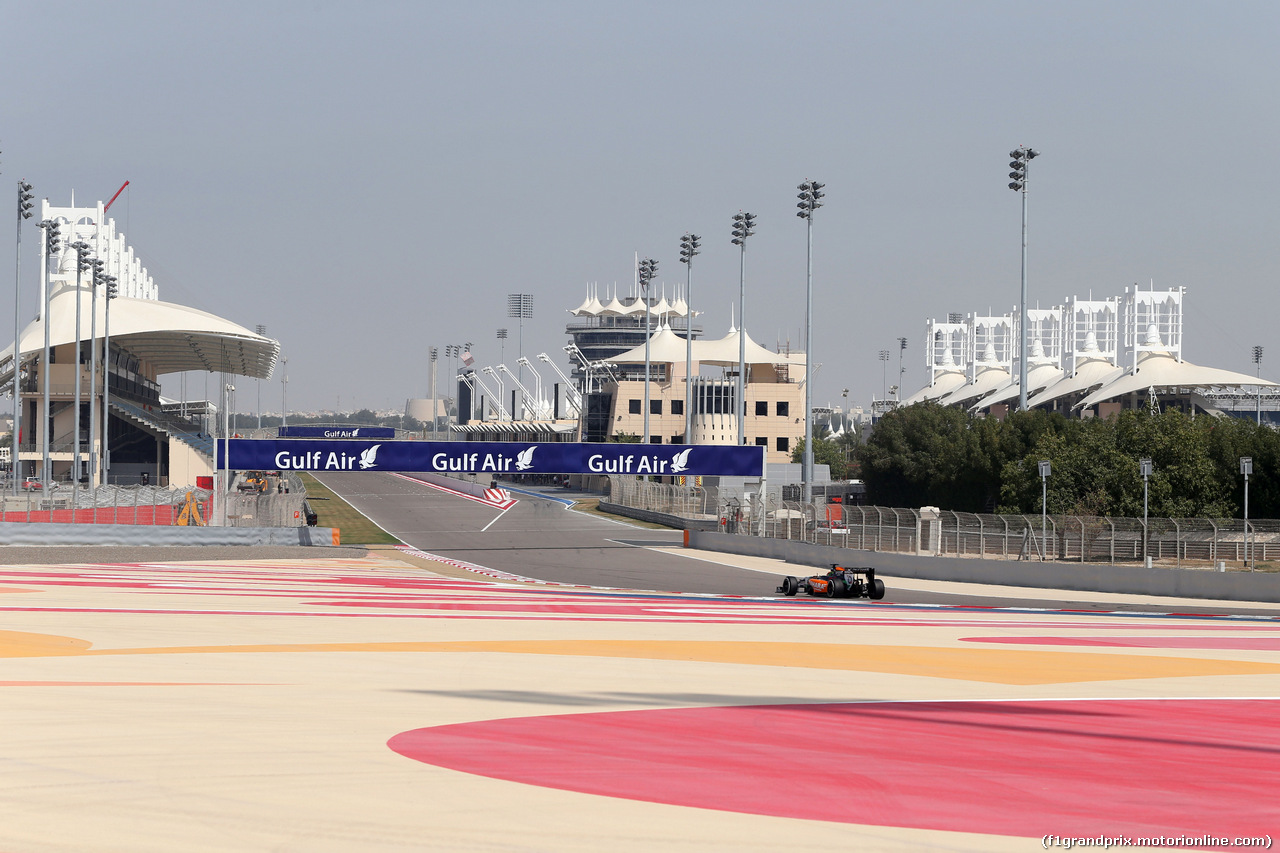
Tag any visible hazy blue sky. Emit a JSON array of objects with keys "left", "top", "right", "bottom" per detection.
[{"left": 4, "top": 1, "right": 1278, "bottom": 414}]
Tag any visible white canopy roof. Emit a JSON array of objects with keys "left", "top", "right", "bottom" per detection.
[
  {"left": 901, "top": 368, "right": 968, "bottom": 405},
  {"left": 604, "top": 324, "right": 803, "bottom": 367},
  {"left": 694, "top": 327, "right": 804, "bottom": 367},
  {"left": 971, "top": 362, "right": 1065, "bottom": 411},
  {"left": 603, "top": 323, "right": 691, "bottom": 364},
  {"left": 935, "top": 364, "right": 1013, "bottom": 407},
  {"left": 599, "top": 293, "right": 629, "bottom": 315},
  {"left": 1026, "top": 357, "right": 1125, "bottom": 408},
  {"left": 0, "top": 286, "right": 279, "bottom": 382},
  {"left": 1074, "top": 350, "right": 1278, "bottom": 410},
  {"left": 570, "top": 290, "right": 605, "bottom": 316}
]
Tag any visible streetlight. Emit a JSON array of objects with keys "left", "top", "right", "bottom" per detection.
[
  {"left": 89, "top": 259, "right": 104, "bottom": 483},
  {"left": 1253, "top": 345, "right": 1264, "bottom": 425},
  {"left": 1140, "top": 458, "right": 1152, "bottom": 563},
  {"left": 1241, "top": 457, "right": 1253, "bottom": 571},
  {"left": 100, "top": 274, "right": 118, "bottom": 485},
  {"left": 797, "top": 181, "right": 824, "bottom": 504},
  {"left": 508, "top": 293, "right": 533, "bottom": 412},
  {"left": 69, "top": 241, "right": 93, "bottom": 491},
  {"left": 731, "top": 211, "right": 757, "bottom": 447},
  {"left": 1038, "top": 459, "right": 1051, "bottom": 560},
  {"left": 255, "top": 324, "right": 267, "bottom": 429},
  {"left": 37, "top": 218, "right": 62, "bottom": 487},
  {"left": 879, "top": 350, "right": 890, "bottom": 400},
  {"left": 897, "top": 336, "right": 908, "bottom": 401},
  {"left": 637, "top": 257, "right": 658, "bottom": 444},
  {"left": 679, "top": 232, "right": 700, "bottom": 445},
  {"left": 280, "top": 355, "right": 289, "bottom": 428},
  {"left": 1008, "top": 145, "right": 1040, "bottom": 411},
  {"left": 13, "top": 180, "right": 34, "bottom": 492},
  {"left": 428, "top": 346, "right": 438, "bottom": 437}
]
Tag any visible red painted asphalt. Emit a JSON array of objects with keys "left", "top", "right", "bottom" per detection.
[{"left": 389, "top": 698, "right": 1280, "bottom": 844}]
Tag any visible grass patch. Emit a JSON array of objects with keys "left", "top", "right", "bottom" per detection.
[{"left": 298, "top": 473, "right": 401, "bottom": 545}]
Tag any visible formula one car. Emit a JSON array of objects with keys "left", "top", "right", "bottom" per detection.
[{"left": 777, "top": 564, "right": 886, "bottom": 600}]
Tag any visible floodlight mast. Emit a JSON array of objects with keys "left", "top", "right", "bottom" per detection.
[
  {"left": 730, "top": 212, "right": 756, "bottom": 447},
  {"left": 679, "top": 233, "right": 701, "bottom": 445},
  {"left": 797, "top": 182, "right": 823, "bottom": 504},
  {"left": 1008, "top": 146, "right": 1040, "bottom": 411}
]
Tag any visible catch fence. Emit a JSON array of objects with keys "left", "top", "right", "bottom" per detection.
[
  {"left": 606, "top": 476, "right": 1277, "bottom": 569},
  {"left": 0, "top": 479, "right": 310, "bottom": 528}
]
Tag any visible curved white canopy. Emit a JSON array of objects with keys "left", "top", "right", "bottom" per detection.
[
  {"left": 936, "top": 364, "right": 1013, "bottom": 407},
  {"left": 694, "top": 327, "right": 804, "bottom": 367},
  {"left": 0, "top": 286, "right": 279, "bottom": 381},
  {"left": 1074, "top": 351, "right": 1278, "bottom": 410},
  {"left": 604, "top": 324, "right": 803, "bottom": 367},
  {"left": 971, "top": 362, "right": 1065, "bottom": 411},
  {"left": 1027, "top": 357, "right": 1125, "bottom": 408},
  {"left": 901, "top": 368, "right": 968, "bottom": 405}
]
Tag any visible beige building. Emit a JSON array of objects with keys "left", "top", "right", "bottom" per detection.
[{"left": 601, "top": 321, "right": 807, "bottom": 466}]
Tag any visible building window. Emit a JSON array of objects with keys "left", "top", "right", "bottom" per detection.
[
  {"left": 755, "top": 437, "right": 768, "bottom": 447},
  {"left": 776, "top": 401, "right": 789, "bottom": 417},
  {"left": 755, "top": 401, "right": 768, "bottom": 416},
  {"left": 776, "top": 436, "right": 789, "bottom": 452},
  {"left": 671, "top": 435, "right": 685, "bottom": 445},
  {"left": 671, "top": 399, "right": 684, "bottom": 415},
  {"left": 649, "top": 435, "right": 663, "bottom": 444},
  {"left": 650, "top": 400, "right": 662, "bottom": 415},
  {"left": 629, "top": 399, "right": 641, "bottom": 415}
]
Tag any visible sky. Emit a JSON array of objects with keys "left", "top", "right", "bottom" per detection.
[{"left": 3, "top": 1, "right": 1278, "bottom": 415}]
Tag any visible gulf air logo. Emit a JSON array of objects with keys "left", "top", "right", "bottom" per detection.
[
  {"left": 359, "top": 444, "right": 382, "bottom": 469},
  {"left": 515, "top": 446, "right": 537, "bottom": 471}
]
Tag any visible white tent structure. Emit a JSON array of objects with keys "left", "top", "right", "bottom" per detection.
[
  {"left": 902, "top": 317, "right": 969, "bottom": 404},
  {"left": 1075, "top": 341, "right": 1277, "bottom": 410}
]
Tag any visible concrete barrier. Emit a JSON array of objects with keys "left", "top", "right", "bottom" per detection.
[
  {"left": 598, "top": 501, "right": 720, "bottom": 531},
  {"left": 0, "top": 522, "right": 340, "bottom": 547},
  {"left": 687, "top": 529, "right": 1280, "bottom": 603}
]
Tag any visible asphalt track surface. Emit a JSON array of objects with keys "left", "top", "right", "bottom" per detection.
[
  {"left": 315, "top": 471, "right": 1280, "bottom": 618},
  {"left": 6, "top": 473, "right": 1280, "bottom": 851}
]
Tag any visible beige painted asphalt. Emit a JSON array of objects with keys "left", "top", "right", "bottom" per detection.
[{"left": 3, "top": 543, "right": 1279, "bottom": 852}]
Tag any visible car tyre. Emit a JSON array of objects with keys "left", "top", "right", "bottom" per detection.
[
  {"left": 869, "top": 578, "right": 886, "bottom": 600},
  {"left": 780, "top": 576, "right": 799, "bottom": 596}
]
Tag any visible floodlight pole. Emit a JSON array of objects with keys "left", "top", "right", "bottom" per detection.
[
  {"left": 1254, "top": 346, "right": 1264, "bottom": 425},
  {"left": 70, "top": 242, "right": 92, "bottom": 493},
  {"left": 256, "top": 324, "right": 267, "bottom": 430},
  {"left": 37, "top": 218, "right": 61, "bottom": 487},
  {"left": 797, "top": 182, "right": 823, "bottom": 505},
  {"left": 679, "top": 233, "right": 700, "bottom": 446},
  {"left": 1038, "top": 460, "right": 1051, "bottom": 561},
  {"left": 1241, "top": 457, "right": 1253, "bottom": 571},
  {"left": 101, "top": 275, "right": 117, "bottom": 485},
  {"left": 1140, "top": 458, "right": 1152, "bottom": 563},
  {"left": 731, "top": 212, "right": 756, "bottom": 448},
  {"left": 13, "top": 181, "right": 34, "bottom": 491},
  {"left": 637, "top": 258, "right": 657, "bottom": 444},
  {"left": 1008, "top": 146, "right": 1040, "bottom": 411}
]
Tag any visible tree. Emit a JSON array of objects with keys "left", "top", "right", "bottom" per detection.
[{"left": 791, "top": 436, "right": 850, "bottom": 481}]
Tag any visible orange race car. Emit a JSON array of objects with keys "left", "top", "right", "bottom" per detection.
[{"left": 777, "top": 564, "right": 886, "bottom": 600}]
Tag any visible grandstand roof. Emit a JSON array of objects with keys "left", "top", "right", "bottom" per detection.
[{"left": 0, "top": 285, "right": 279, "bottom": 382}]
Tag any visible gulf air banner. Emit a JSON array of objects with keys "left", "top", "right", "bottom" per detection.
[
  {"left": 221, "top": 439, "right": 765, "bottom": 478},
  {"left": 278, "top": 426, "right": 397, "bottom": 439}
]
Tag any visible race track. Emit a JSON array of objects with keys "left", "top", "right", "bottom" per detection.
[{"left": 1, "top": 473, "right": 1277, "bottom": 851}]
